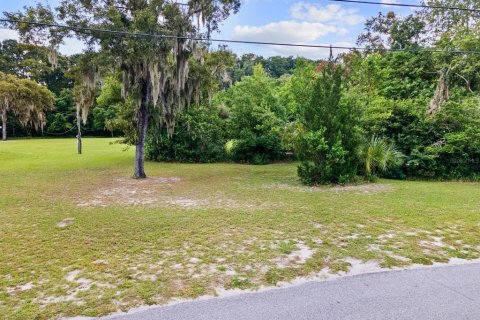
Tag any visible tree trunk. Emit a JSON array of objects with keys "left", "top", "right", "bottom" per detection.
[
  {"left": 133, "top": 101, "right": 148, "bottom": 179},
  {"left": 76, "top": 109, "right": 82, "bottom": 154},
  {"left": 1, "top": 109, "right": 6, "bottom": 141}
]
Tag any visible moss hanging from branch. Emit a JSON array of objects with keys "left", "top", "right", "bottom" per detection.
[
  {"left": 128, "top": 38, "right": 206, "bottom": 138},
  {"left": 0, "top": 72, "right": 54, "bottom": 140},
  {"left": 74, "top": 68, "right": 97, "bottom": 124},
  {"left": 47, "top": 45, "right": 59, "bottom": 70},
  {"left": 428, "top": 68, "right": 450, "bottom": 115}
]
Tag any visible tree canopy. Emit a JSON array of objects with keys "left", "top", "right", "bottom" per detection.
[
  {"left": 4, "top": 0, "right": 241, "bottom": 177},
  {"left": 0, "top": 72, "right": 54, "bottom": 140},
  {"left": 1, "top": 0, "right": 479, "bottom": 182}
]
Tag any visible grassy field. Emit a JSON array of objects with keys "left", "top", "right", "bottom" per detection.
[{"left": 1, "top": 138, "right": 479, "bottom": 319}]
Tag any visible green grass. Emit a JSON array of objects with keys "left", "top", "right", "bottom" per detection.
[{"left": 1, "top": 138, "right": 479, "bottom": 319}]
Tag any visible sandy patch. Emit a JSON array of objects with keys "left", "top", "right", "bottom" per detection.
[
  {"left": 331, "top": 183, "right": 394, "bottom": 194},
  {"left": 77, "top": 177, "right": 180, "bottom": 207},
  {"left": 76, "top": 177, "right": 263, "bottom": 210},
  {"left": 7, "top": 281, "right": 34, "bottom": 293},
  {"left": 264, "top": 183, "right": 393, "bottom": 194},
  {"left": 275, "top": 242, "right": 314, "bottom": 268},
  {"left": 166, "top": 198, "right": 210, "bottom": 208},
  {"left": 57, "top": 218, "right": 75, "bottom": 228}
]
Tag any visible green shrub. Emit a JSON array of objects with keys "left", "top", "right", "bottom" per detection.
[
  {"left": 218, "top": 64, "right": 286, "bottom": 164},
  {"left": 295, "top": 56, "right": 361, "bottom": 185},
  {"left": 146, "top": 106, "right": 227, "bottom": 163},
  {"left": 359, "top": 96, "right": 480, "bottom": 180},
  {"left": 228, "top": 131, "right": 284, "bottom": 165},
  {"left": 357, "top": 136, "right": 404, "bottom": 180}
]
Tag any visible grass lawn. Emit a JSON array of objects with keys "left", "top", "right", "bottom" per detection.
[{"left": 1, "top": 138, "right": 479, "bottom": 319}]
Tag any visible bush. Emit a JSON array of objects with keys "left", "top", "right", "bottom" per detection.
[
  {"left": 228, "top": 131, "right": 284, "bottom": 165},
  {"left": 146, "top": 106, "right": 227, "bottom": 163},
  {"left": 218, "top": 64, "right": 286, "bottom": 164},
  {"left": 357, "top": 136, "right": 404, "bottom": 181},
  {"left": 296, "top": 131, "right": 354, "bottom": 185},
  {"left": 295, "top": 56, "right": 361, "bottom": 185},
  {"left": 387, "top": 99, "right": 480, "bottom": 179}
]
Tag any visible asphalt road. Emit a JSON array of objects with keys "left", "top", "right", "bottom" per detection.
[{"left": 104, "top": 263, "right": 480, "bottom": 320}]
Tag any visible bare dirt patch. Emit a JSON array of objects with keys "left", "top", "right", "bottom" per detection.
[
  {"left": 6, "top": 282, "right": 34, "bottom": 294},
  {"left": 76, "top": 177, "right": 267, "bottom": 210},
  {"left": 76, "top": 177, "right": 181, "bottom": 207},
  {"left": 275, "top": 241, "right": 314, "bottom": 268},
  {"left": 57, "top": 217, "right": 75, "bottom": 228},
  {"left": 331, "top": 183, "right": 394, "bottom": 194},
  {"left": 264, "top": 182, "right": 394, "bottom": 194}
]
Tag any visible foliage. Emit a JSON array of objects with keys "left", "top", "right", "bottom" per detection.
[
  {"left": 5, "top": 0, "right": 242, "bottom": 177},
  {"left": 278, "top": 59, "right": 316, "bottom": 121},
  {"left": 357, "top": 136, "right": 404, "bottom": 180},
  {"left": 295, "top": 56, "right": 361, "bottom": 185},
  {"left": 1, "top": 0, "right": 479, "bottom": 181},
  {"left": 0, "top": 72, "right": 55, "bottom": 140},
  {"left": 47, "top": 113, "right": 73, "bottom": 133},
  {"left": 219, "top": 64, "right": 285, "bottom": 164},
  {"left": 92, "top": 75, "right": 123, "bottom": 133},
  {"left": 146, "top": 105, "right": 227, "bottom": 163},
  {"left": 358, "top": 12, "right": 426, "bottom": 50},
  {"left": 227, "top": 133, "right": 284, "bottom": 165},
  {"left": 229, "top": 54, "right": 301, "bottom": 82},
  {"left": 408, "top": 98, "right": 480, "bottom": 179}
]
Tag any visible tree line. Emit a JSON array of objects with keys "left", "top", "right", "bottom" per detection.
[{"left": 1, "top": 0, "right": 479, "bottom": 183}]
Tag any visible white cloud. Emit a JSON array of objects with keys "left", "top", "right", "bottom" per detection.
[
  {"left": 229, "top": 1, "right": 364, "bottom": 58},
  {"left": 267, "top": 41, "right": 354, "bottom": 59},
  {"left": 0, "top": 28, "right": 20, "bottom": 41},
  {"left": 290, "top": 2, "right": 364, "bottom": 26},
  {"left": 232, "top": 20, "right": 347, "bottom": 43}
]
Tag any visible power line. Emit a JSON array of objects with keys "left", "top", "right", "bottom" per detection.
[
  {"left": 1, "top": 18, "right": 480, "bottom": 55},
  {"left": 329, "top": 0, "right": 480, "bottom": 13}
]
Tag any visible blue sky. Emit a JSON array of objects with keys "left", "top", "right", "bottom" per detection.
[{"left": 0, "top": 0, "right": 413, "bottom": 58}]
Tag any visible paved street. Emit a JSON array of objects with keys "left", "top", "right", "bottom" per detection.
[{"left": 104, "top": 263, "right": 480, "bottom": 320}]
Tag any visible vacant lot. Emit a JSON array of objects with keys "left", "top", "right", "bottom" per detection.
[{"left": 1, "top": 139, "right": 479, "bottom": 319}]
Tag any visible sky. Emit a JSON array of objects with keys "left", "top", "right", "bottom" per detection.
[{"left": 0, "top": 0, "right": 414, "bottom": 59}]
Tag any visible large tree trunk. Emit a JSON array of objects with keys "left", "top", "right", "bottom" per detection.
[
  {"left": 76, "top": 109, "right": 82, "bottom": 154},
  {"left": 133, "top": 101, "right": 148, "bottom": 179},
  {"left": 1, "top": 109, "right": 6, "bottom": 141}
]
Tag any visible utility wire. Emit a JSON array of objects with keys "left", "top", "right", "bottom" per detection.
[
  {"left": 329, "top": 0, "right": 480, "bottom": 13},
  {"left": 43, "top": 126, "right": 76, "bottom": 135},
  {"left": 1, "top": 18, "right": 480, "bottom": 54}
]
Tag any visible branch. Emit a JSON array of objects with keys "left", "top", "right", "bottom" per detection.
[{"left": 455, "top": 72, "right": 474, "bottom": 93}]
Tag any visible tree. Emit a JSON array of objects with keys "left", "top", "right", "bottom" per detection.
[
  {"left": 145, "top": 48, "right": 235, "bottom": 163},
  {"left": 296, "top": 53, "right": 361, "bottom": 185},
  {"left": 0, "top": 39, "right": 72, "bottom": 93},
  {"left": 262, "top": 56, "right": 297, "bottom": 78},
  {"left": 0, "top": 72, "right": 54, "bottom": 141},
  {"left": 46, "top": 88, "right": 75, "bottom": 134},
  {"left": 422, "top": 0, "right": 480, "bottom": 39},
  {"left": 93, "top": 74, "right": 123, "bottom": 135},
  {"left": 219, "top": 64, "right": 286, "bottom": 164},
  {"left": 70, "top": 53, "right": 98, "bottom": 154},
  {"left": 358, "top": 12, "right": 426, "bottom": 51},
  {"left": 278, "top": 58, "right": 316, "bottom": 121},
  {"left": 4, "top": 0, "right": 241, "bottom": 178}
]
